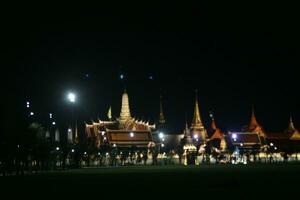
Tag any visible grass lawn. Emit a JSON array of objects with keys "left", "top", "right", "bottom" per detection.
[{"left": 1, "top": 164, "right": 299, "bottom": 198}]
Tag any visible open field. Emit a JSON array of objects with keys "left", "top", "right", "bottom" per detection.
[{"left": 1, "top": 164, "right": 299, "bottom": 198}]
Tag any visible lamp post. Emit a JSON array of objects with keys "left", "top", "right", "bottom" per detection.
[{"left": 67, "top": 92, "right": 76, "bottom": 143}]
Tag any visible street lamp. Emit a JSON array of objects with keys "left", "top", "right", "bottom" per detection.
[
  {"left": 68, "top": 92, "right": 76, "bottom": 103},
  {"left": 67, "top": 92, "right": 76, "bottom": 144},
  {"left": 159, "top": 132, "right": 164, "bottom": 139}
]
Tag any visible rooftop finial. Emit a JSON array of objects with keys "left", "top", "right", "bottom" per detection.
[
  {"left": 191, "top": 89, "right": 203, "bottom": 129},
  {"left": 249, "top": 104, "right": 259, "bottom": 129},
  {"left": 159, "top": 95, "right": 166, "bottom": 124},
  {"left": 288, "top": 114, "right": 295, "bottom": 131},
  {"left": 211, "top": 118, "right": 217, "bottom": 130}
]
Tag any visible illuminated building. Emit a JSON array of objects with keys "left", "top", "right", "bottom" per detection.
[
  {"left": 85, "top": 90, "right": 155, "bottom": 149},
  {"left": 265, "top": 115, "right": 300, "bottom": 153}
]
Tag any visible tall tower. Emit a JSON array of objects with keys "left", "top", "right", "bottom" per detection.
[
  {"left": 119, "top": 89, "right": 132, "bottom": 124},
  {"left": 159, "top": 95, "right": 166, "bottom": 124},
  {"left": 191, "top": 90, "right": 203, "bottom": 129},
  {"left": 287, "top": 115, "right": 295, "bottom": 132},
  {"left": 247, "top": 105, "right": 265, "bottom": 138},
  {"left": 249, "top": 105, "right": 259, "bottom": 131},
  {"left": 287, "top": 115, "right": 300, "bottom": 140},
  {"left": 190, "top": 90, "right": 207, "bottom": 143}
]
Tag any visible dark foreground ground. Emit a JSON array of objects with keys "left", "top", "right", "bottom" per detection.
[{"left": 1, "top": 164, "right": 299, "bottom": 199}]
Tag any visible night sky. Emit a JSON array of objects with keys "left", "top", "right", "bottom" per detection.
[{"left": 2, "top": 5, "right": 299, "bottom": 134}]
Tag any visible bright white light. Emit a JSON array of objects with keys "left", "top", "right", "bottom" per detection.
[
  {"left": 274, "top": 147, "right": 277, "bottom": 150},
  {"left": 130, "top": 132, "right": 134, "bottom": 137},
  {"left": 243, "top": 160, "right": 247, "bottom": 165},
  {"left": 270, "top": 143, "right": 274, "bottom": 147},
  {"left": 68, "top": 128, "right": 72, "bottom": 132},
  {"left": 52, "top": 121, "right": 56, "bottom": 125},
  {"left": 68, "top": 93, "right": 76, "bottom": 103},
  {"left": 159, "top": 132, "right": 164, "bottom": 139},
  {"left": 240, "top": 143, "right": 244, "bottom": 147},
  {"left": 101, "top": 131, "right": 105, "bottom": 136},
  {"left": 162, "top": 138, "right": 165, "bottom": 142},
  {"left": 30, "top": 112, "right": 34, "bottom": 116},
  {"left": 193, "top": 134, "right": 198, "bottom": 139},
  {"left": 161, "top": 143, "right": 164, "bottom": 147},
  {"left": 232, "top": 133, "right": 237, "bottom": 139},
  {"left": 98, "top": 152, "right": 101, "bottom": 155},
  {"left": 26, "top": 101, "right": 30, "bottom": 105},
  {"left": 71, "top": 149, "right": 75, "bottom": 153},
  {"left": 56, "top": 147, "right": 60, "bottom": 151},
  {"left": 106, "top": 152, "right": 109, "bottom": 156},
  {"left": 26, "top": 105, "right": 30, "bottom": 108},
  {"left": 49, "top": 113, "right": 52, "bottom": 119},
  {"left": 103, "top": 137, "right": 107, "bottom": 140},
  {"left": 113, "top": 144, "right": 116, "bottom": 147},
  {"left": 120, "top": 74, "right": 124, "bottom": 79},
  {"left": 196, "top": 139, "right": 199, "bottom": 142},
  {"left": 84, "top": 152, "right": 87, "bottom": 155}
]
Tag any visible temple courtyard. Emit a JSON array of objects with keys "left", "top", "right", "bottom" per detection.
[{"left": 1, "top": 164, "right": 299, "bottom": 198}]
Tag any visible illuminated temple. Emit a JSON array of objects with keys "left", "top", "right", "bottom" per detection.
[
  {"left": 85, "top": 90, "right": 155, "bottom": 149},
  {"left": 84, "top": 89, "right": 299, "bottom": 165}
]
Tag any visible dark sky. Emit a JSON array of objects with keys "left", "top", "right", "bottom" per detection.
[{"left": 2, "top": 4, "right": 300, "bottom": 133}]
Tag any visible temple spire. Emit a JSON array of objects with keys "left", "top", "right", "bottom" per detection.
[
  {"left": 249, "top": 105, "right": 259, "bottom": 129},
  {"left": 288, "top": 114, "right": 295, "bottom": 131},
  {"left": 119, "top": 89, "right": 132, "bottom": 123},
  {"left": 211, "top": 118, "right": 217, "bottom": 130},
  {"left": 191, "top": 90, "right": 203, "bottom": 129},
  {"left": 159, "top": 95, "right": 166, "bottom": 124}
]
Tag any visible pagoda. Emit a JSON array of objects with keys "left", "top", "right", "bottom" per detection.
[
  {"left": 246, "top": 106, "right": 266, "bottom": 139},
  {"left": 286, "top": 115, "right": 300, "bottom": 140},
  {"left": 190, "top": 90, "right": 207, "bottom": 144},
  {"left": 85, "top": 90, "right": 155, "bottom": 148}
]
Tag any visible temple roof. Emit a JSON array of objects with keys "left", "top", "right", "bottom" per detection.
[
  {"left": 106, "top": 130, "right": 153, "bottom": 146},
  {"left": 265, "top": 132, "right": 291, "bottom": 140},
  {"left": 210, "top": 118, "right": 224, "bottom": 140},
  {"left": 230, "top": 132, "right": 261, "bottom": 145}
]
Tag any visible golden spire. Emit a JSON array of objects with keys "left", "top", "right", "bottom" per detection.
[
  {"left": 107, "top": 106, "right": 112, "bottom": 120},
  {"left": 119, "top": 89, "right": 132, "bottom": 123},
  {"left": 288, "top": 114, "right": 295, "bottom": 131},
  {"left": 191, "top": 90, "right": 203, "bottom": 129},
  {"left": 249, "top": 105, "right": 259, "bottom": 130},
  {"left": 159, "top": 95, "right": 166, "bottom": 124}
]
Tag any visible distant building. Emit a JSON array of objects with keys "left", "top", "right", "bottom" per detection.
[{"left": 85, "top": 90, "right": 155, "bottom": 149}]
